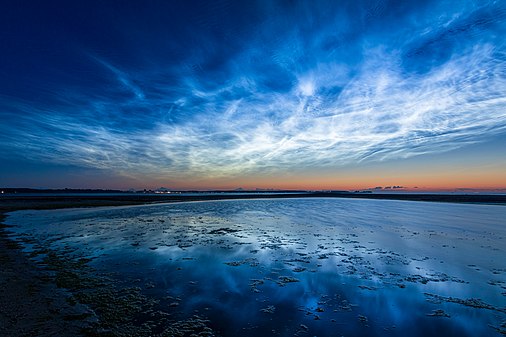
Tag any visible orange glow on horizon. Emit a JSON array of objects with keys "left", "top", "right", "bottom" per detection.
[{"left": 142, "top": 169, "right": 506, "bottom": 192}]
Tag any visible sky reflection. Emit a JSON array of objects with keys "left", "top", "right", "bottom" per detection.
[{"left": 6, "top": 198, "right": 506, "bottom": 336}]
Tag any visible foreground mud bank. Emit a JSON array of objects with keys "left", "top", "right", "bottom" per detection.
[{"left": 0, "top": 199, "right": 218, "bottom": 336}]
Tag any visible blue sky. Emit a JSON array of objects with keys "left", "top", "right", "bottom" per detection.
[{"left": 1, "top": 0, "right": 505, "bottom": 190}]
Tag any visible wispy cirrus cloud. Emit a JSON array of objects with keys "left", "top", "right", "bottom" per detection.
[{"left": 0, "top": 0, "right": 505, "bottom": 184}]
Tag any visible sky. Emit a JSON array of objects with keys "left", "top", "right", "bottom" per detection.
[{"left": 0, "top": 0, "right": 505, "bottom": 191}]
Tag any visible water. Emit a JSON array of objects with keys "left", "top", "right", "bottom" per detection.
[{"left": 5, "top": 198, "right": 506, "bottom": 336}]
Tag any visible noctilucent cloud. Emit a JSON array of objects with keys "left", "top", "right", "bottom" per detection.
[{"left": 1, "top": 1, "right": 505, "bottom": 190}]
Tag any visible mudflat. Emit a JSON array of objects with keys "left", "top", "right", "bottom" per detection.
[{"left": 1, "top": 194, "right": 505, "bottom": 336}]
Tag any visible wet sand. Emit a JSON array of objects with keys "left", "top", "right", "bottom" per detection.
[
  {"left": 1, "top": 194, "right": 505, "bottom": 336},
  {"left": 0, "top": 228, "right": 100, "bottom": 336},
  {"left": 0, "top": 197, "right": 173, "bottom": 336},
  {"left": 0, "top": 196, "right": 238, "bottom": 336}
]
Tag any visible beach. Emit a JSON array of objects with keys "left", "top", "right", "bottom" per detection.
[{"left": 1, "top": 194, "right": 505, "bottom": 336}]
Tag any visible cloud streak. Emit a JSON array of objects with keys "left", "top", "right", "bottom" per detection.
[{"left": 0, "top": 0, "right": 505, "bottom": 185}]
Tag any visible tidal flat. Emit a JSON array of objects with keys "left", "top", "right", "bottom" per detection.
[{"left": 3, "top": 198, "right": 506, "bottom": 336}]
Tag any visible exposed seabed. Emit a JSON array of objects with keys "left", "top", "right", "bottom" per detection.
[{"left": 1, "top": 196, "right": 505, "bottom": 336}]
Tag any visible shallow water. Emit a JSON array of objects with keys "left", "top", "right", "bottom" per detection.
[{"left": 6, "top": 198, "right": 506, "bottom": 336}]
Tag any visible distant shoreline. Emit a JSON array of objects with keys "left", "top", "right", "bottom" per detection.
[{"left": 1, "top": 192, "right": 505, "bottom": 214}]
